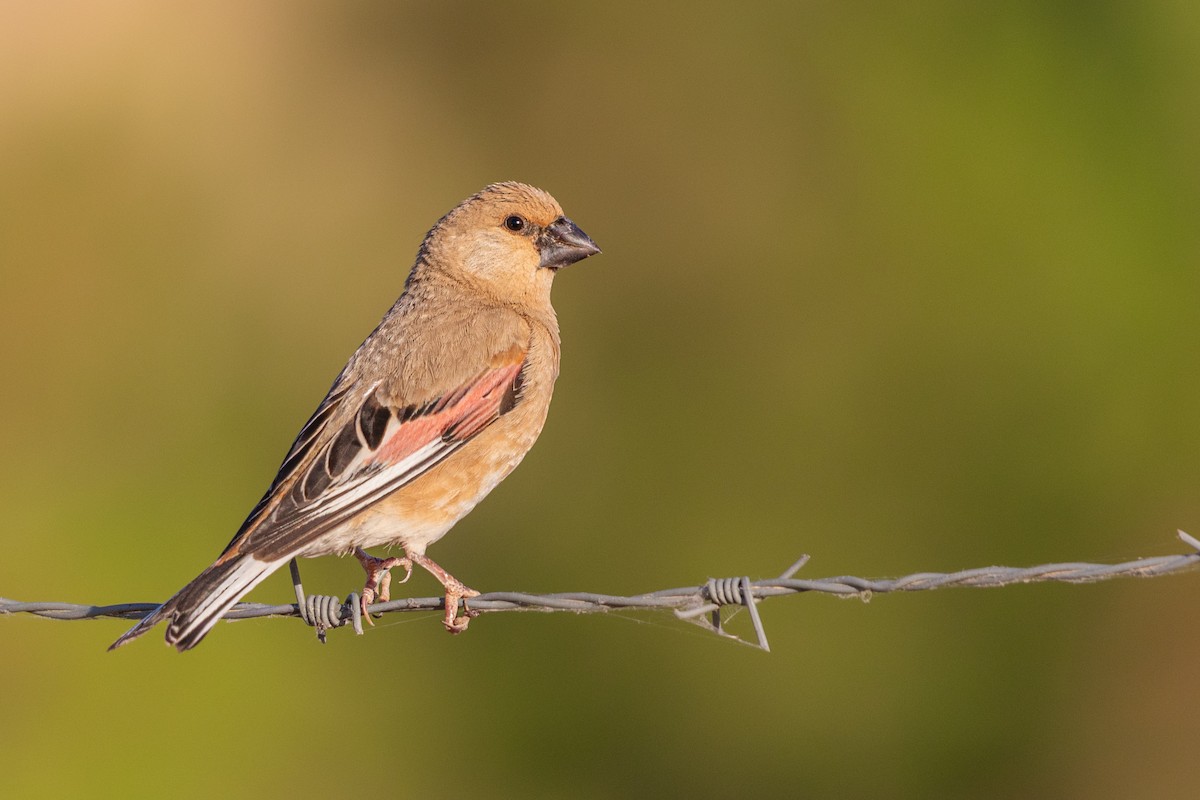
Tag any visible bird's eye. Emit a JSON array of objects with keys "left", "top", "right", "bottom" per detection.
[{"left": 503, "top": 215, "right": 527, "bottom": 232}]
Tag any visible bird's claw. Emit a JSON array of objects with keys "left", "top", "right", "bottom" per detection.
[
  {"left": 406, "top": 552, "right": 482, "bottom": 634},
  {"left": 354, "top": 548, "right": 411, "bottom": 626},
  {"left": 443, "top": 585, "right": 481, "bottom": 634}
]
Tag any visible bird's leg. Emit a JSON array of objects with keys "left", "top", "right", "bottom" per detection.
[
  {"left": 407, "top": 552, "right": 481, "bottom": 634},
  {"left": 354, "top": 547, "right": 411, "bottom": 624}
]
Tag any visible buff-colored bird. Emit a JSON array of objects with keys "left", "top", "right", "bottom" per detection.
[{"left": 110, "top": 182, "right": 600, "bottom": 651}]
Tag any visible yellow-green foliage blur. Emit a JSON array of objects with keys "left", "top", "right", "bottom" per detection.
[{"left": 3, "top": 3, "right": 1198, "bottom": 798}]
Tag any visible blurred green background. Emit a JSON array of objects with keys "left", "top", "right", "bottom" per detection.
[{"left": 3, "top": 2, "right": 1199, "bottom": 798}]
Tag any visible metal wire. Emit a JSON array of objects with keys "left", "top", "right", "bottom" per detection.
[
  {"left": 4, "top": 531, "right": 1198, "bottom": 651},
  {"left": 289, "top": 558, "right": 363, "bottom": 643}
]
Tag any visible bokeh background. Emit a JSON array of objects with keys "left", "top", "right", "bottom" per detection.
[{"left": 3, "top": 3, "right": 1199, "bottom": 798}]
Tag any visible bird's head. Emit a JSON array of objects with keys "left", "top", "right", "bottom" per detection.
[{"left": 420, "top": 182, "right": 601, "bottom": 303}]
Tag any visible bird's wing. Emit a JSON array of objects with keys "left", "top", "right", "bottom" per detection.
[{"left": 218, "top": 343, "right": 528, "bottom": 563}]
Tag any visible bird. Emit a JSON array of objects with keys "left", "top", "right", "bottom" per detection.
[{"left": 109, "top": 181, "right": 600, "bottom": 651}]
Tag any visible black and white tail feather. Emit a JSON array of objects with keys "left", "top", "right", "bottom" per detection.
[{"left": 108, "top": 553, "right": 289, "bottom": 651}]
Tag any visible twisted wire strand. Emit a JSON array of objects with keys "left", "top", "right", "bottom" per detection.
[{"left": 4, "top": 531, "right": 1197, "bottom": 650}]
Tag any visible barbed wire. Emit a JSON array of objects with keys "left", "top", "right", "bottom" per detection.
[{"left": 4, "top": 530, "right": 1198, "bottom": 651}]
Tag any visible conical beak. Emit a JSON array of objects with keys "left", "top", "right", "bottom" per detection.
[{"left": 537, "top": 216, "right": 601, "bottom": 270}]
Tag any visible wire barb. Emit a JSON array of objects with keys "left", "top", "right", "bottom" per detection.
[
  {"left": 676, "top": 576, "right": 766, "bottom": 650},
  {"left": 1178, "top": 529, "right": 1200, "bottom": 552},
  {"left": 289, "top": 558, "right": 363, "bottom": 642},
  {"left": 3, "top": 533, "right": 1197, "bottom": 650}
]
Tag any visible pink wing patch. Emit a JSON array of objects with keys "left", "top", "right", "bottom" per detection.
[{"left": 375, "top": 361, "right": 524, "bottom": 466}]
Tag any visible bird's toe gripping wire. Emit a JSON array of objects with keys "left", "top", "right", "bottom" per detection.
[
  {"left": 353, "top": 547, "right": 412, "bottom": 625},
  {"left": 406, "top": 552, "right": 481, "bottom": 634}
]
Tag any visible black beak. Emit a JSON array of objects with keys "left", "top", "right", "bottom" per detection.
[{"left": 537, "top": 216, "right": 601, "bottom": 270}]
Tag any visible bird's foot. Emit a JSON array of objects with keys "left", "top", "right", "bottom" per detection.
[
  {"left": 442, "top": 581, "right": 482, "bottom": 634},
  {"left": 408, "top": 552, "right": 481, "bottom": 634},
  {"left": 354, "top": 547, "right": 411, "bottom": 624}
]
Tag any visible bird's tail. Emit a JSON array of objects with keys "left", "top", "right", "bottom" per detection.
[{"left": 108, "top": 553, "right": 287, "bottom": 652}]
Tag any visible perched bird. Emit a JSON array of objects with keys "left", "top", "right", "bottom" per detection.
[{"left": 110, "top": 181, "right": 600, "bottom": 651}]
